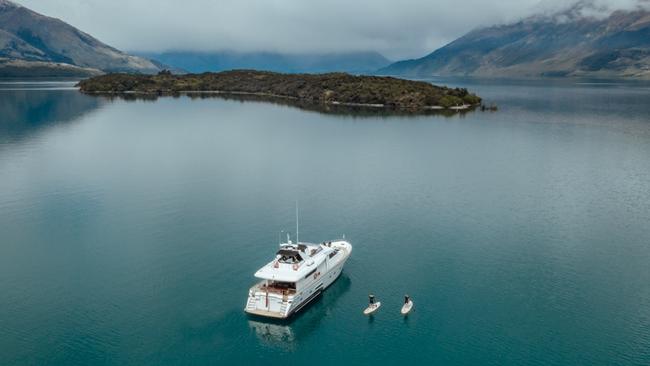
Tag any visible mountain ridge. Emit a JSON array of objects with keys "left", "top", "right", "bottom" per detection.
[
  {"left": 379, "top": 6, "right": 650, "bottom": 79},
  {"left": 0, "top": 0, "right": 160, "bottom": 76}
]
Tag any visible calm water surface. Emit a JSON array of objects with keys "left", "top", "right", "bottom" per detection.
[{"left": 1, "top": 79, "right": 649, "bottom": 365}]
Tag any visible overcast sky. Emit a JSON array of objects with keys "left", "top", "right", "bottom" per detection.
[{"left": 16, "top": 0, "right": 649, "bottom": 59}]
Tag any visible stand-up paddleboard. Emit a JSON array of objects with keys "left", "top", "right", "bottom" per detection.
[
  {"left": 401, "top": 295, "right": 413, "bottom": 315},
  {"left": 364, "top": 302, "right": 381, "bottom": 315},
  {"left": 364, "top": 294, "right": 381, "bottom": 315}
]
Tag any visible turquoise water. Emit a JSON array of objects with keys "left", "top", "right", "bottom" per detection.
[{"left": 1, "top": 80, "right": 649, "bottom": 365}]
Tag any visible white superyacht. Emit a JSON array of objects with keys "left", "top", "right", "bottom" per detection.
[{"left": 244, "top": 234, "right": 352, "bottom": 319}]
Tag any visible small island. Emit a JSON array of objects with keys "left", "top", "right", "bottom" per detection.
[{"left": 77, "top": 70, "right": 482, "bottom": 111}]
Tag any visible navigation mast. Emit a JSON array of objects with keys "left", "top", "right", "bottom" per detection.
[{"left": 295, "top": 201, "right": 299, "bottom": 244}]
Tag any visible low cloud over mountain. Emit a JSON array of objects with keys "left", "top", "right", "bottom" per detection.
[{"left": 380, "top": 3, "right": 650, "bottom": 79}]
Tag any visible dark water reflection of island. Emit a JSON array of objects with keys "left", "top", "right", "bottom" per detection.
[
  {"left": 0, "top": 80, "right": 478, "bottom": 151},
  {"left": 0, "top": 82, "right": 103, "bottom": 144},
  {"left": 93, "top": 92, "right": 478, "bottom": 118}
]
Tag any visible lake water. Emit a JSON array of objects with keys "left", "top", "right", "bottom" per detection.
[{"left": 1, "top": 79, "right": 649, "bottom": 365}]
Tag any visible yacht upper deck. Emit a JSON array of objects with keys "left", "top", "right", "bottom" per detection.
[{"left": 254, "top": 241, "right": 345, "bottom": 282}]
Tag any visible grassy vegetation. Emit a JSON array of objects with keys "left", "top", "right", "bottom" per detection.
[{"left": 77, "top": 70, "right": 482, "bottom": 110}]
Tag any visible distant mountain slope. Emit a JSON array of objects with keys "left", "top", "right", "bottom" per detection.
[
  {"left": 380, "top": 6, "right": 650, "bottom": 79},
  {"left": 0, "top": 58, "right": 102, "bottom": 77},
  {"left": 0, "top": 0, "right": 160, "bottom": 76},
  {"left": 136, "top": 51, "right": 391, "bottom": 74}
]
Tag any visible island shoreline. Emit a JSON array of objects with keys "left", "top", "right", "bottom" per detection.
[
  {"left": 80, "top": 89, "right": 478, "bottom": 111},
  {"left": 77, "top": 70, "right": 483, "bottom": 112}
]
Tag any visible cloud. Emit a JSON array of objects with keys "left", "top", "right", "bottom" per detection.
[
  {"left": 534, "top": 0, "right": 650, "bottom": 19},
  {"left": 14, "top": 0, "right": 650, "bottom": 59}
]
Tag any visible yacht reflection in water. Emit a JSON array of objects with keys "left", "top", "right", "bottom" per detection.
[
  {"left": 248, "top": 274, "right": 351, "bottom": 349},
  {"left": 249, "top": 320, "right": 296, "bottom": 346}
]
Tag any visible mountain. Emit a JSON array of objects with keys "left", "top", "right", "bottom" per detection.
[
  {"left": 136, "top": 50, "right": 391, "bottom": 74},
  {"left": 379, "top": 5, "right": 650, "bottom": 79},
  {"left": 0, "top": 0, "right": 160, "bottom": 77}
]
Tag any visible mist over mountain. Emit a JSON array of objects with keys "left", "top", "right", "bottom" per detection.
[
  {"left": 0, "top": 0, "right": 160, "bottom": 77},
  {"left": 380, "top": 3, "right": 650, "bottom": 79},
  {"left": 136, "top": 51, "right": 391, "bottom": 74},
  {"left": 4, "top": 0, "right": 650, "bottom": 79}
]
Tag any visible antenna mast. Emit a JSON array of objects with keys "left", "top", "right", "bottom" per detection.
[{"left": 295, "top": 201, "right": 299, "bottom": 244}]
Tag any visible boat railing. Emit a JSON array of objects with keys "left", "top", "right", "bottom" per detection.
[{"left": 255, "top": 282, "right": 296, "bottom": 296}]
